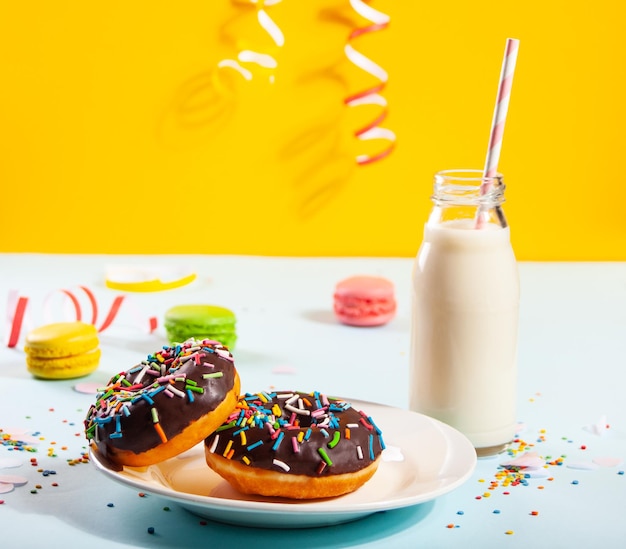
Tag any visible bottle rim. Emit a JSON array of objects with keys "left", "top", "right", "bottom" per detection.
[
  {"left": 432, "top": 169, "right": 505, "bottom": 207},
  {"left": 435, "top": 168, "right": 503, "bottom": 184}
]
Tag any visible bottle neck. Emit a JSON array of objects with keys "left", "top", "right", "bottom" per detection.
[{"left": 429, "top": 169, "right": 507, "bottom": 228}]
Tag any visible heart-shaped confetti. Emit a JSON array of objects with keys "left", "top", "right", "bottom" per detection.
[
  {"left": 74, "top": 382, "right": 102, "bottom": 394},
  {"left": 593, "top": 456, "right": 623, "bottom": 468}
]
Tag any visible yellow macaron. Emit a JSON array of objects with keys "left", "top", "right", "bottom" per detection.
[{"left": 24, "top": 321, "right": 101, "bottom": 379}]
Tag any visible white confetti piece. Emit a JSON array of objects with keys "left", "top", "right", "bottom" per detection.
[
  {"left": 0, "top": 457, "right": 23, "bottom": 469},
  {"left": 583, "top": 415, "right": 610, "bottom": 436},
  {"left": 566, "top": 461, "right": 599, "bottom": 470},
  {"left": 382, "top": 445, "right": 404, "bottom": 462},
  {"left": 592, "top": 456, "right": 623, "bottom": 468}
]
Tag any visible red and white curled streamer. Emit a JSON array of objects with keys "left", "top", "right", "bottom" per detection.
[
  {"left": 345, "top": 0, "right": 395, "bottom": 166},
  {"left": 4, "top": 286, "right": 158, "bottom": 349}
]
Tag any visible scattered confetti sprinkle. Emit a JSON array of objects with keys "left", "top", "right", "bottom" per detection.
[{"left": 0, "top": 428, "right": 40, "bottom": 451}]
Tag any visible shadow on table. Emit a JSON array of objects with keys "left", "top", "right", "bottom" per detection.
[
  {"left": 303, "top": 309, "right": 410, "bottom": 332},
  {"left": 196, "top": 502, "right": 436, "bottom": 547},
  {"left": 5, "top": 460, "right": 435, "bottom": 547},
  {"left": 303, "top": 309, "right": 338, "bottom": 325}
]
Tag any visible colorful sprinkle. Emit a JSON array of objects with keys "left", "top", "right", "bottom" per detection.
[
  {"left": 272, "top": 459, "right": 290, "bottom": 472},
  {"left": 247, "top": 440, "right": 263, "bottom": 451},
  {"left": 328, "top": 431, "right": 341, "bottom": 449},
  {"left": 318, "top": 447, "right": 333, "bottom": 467}
]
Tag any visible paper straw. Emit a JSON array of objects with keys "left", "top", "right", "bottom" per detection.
[
  {"left": 482, "top": 38, "right": 520, "bottom": 185},
  {"left": 475, "top": 38, "right": 519, "bottom": 228}
]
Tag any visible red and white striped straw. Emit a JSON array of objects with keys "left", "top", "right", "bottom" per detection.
[{"left": 482, "top": 38, "right": 520, "bottom": 185}]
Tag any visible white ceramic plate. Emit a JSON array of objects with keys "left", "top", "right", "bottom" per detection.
[{"left": 90, "top": 400, "right": 476, "bottom": 528}]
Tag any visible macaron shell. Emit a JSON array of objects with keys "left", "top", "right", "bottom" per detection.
[
  {"left": 164, "top": 305, "right": 237, "bottom": 348},
  {"left": 165, "top": 330, "right": 237, "bottom": 350},
  {"left": 333, "top": 276, "right": 397, "bottom": 327},
  {"left": 26, "top": 348, "right": 101, "bottom": 379},
  {"left": 333, "top": 298, "right": 397, "bottom": 326},
  {"left": 24, "top": 322, "right": 99, "bottom": 358},
  {"left": 164, "top": 305, "right": 236, "bottom": 327},
  {"left": 334, "top": 276, "right": 395, "bottom": 299}
]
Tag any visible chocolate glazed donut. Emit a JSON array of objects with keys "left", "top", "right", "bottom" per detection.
[
  {"left": 204, "top": 391, "right": 385, "bottom": 499},
  {"left": 85, "top": 338, "right": 240, "bottom": 467}
]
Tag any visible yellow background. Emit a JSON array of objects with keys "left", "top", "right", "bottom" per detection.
[{"left": 0, "top": 1, "right": 624, "bottom": 260}]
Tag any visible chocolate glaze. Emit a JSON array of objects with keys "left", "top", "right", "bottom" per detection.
[
  {"left": 205, "top": 391, "right": 384, "bottom": 476},
  {"left": 84, "top": 339, "right": 237, "bottom": 455}
]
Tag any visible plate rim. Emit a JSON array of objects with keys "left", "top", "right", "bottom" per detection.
[{"left": 89, "top": 401, "right": 477, "bottom": 517}]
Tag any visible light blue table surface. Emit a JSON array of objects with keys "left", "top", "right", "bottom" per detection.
[{"left": 1, "top": 254, "right": 625, "bottom": 548}]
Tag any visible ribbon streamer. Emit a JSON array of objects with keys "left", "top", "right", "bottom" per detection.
[
  {"left": 345, "top": 0, "right": 395, "bottom": 165},
  {"left": 217, "top": 0, "right": 285, "bottom": 84},
  {"left": 5, "top": 286, "right": 158, "bottom": 349}
]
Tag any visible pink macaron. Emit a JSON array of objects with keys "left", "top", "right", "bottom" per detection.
[{"left": 333, "top": 276, "right": 397, "bottom": 327}]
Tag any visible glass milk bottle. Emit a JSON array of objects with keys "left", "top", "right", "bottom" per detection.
[{"left": 409, "top": 169, "right": 519, "bottom": 456}]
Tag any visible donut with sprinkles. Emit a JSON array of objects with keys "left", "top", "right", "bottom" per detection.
[
  {"left": 204, "top": 390, "right": 384, "bottom": 499},
  {"left": 84, "top": 338, "right": 240, "bottom": 467}
]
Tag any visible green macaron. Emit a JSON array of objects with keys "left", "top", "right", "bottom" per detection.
[{"left": 164, "top": 305, "right": 237, "bottom": 349}]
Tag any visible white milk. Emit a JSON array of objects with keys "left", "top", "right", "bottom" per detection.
[{"left": 409, "top": 219, "right": 519, "bottom": 453}]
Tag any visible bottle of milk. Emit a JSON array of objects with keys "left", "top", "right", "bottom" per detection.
[{"left": 409, "top": 169, "right": 519, "bottom": 456}]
